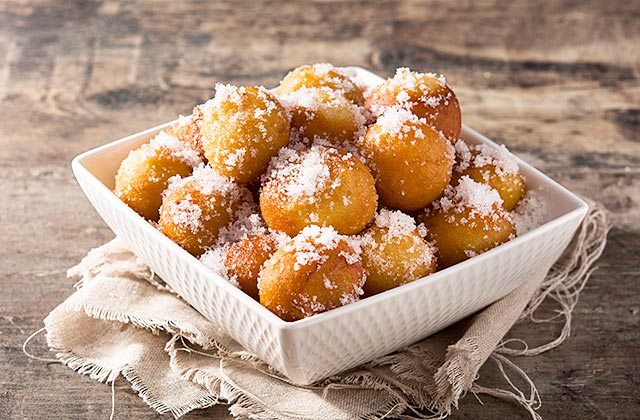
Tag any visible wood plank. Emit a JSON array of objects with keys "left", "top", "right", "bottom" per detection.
[{"left": 1, "top": 0, "right": 638, "bottom": 418}]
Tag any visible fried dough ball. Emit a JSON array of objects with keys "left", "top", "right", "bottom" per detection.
[
  {"left": 224, "top": 234, "right": 278, "bottom": 300},
  {"left": 258, "top": 225, "right": 365, "bottom": 321},
  {"left": 260, "top": 144, "right": 377, "bottom": 236},
  {"left": 278, "top": 87, "right": 365, "bottom": 145},
  {"left": 366, "top": 68, "right": 461, "bottom": 142},
  {"left": 199, "top": 84, "right": 290, "bottom": 184},
  {"left": 114, "top": 132, "right": 203, "bottom": 221},
  {"left": 165, "top": 110, "right": 206, "bottom": 157},
  {"left": 452, "top": 140, "right": 525, "bottom": 211},
  {"left": 418, "top": 176, "right": 515, "bottom": 268},
  {"left": 277, "top": 63, "right": 365, "bottom": 106},
  {"left": 361, "top": 209, "right": 437, "bottom": 296},
  {"left": 158, "top": 165, "right": 251, "bottom": 256},
  {"left": 358, "top": 107, "right": 454, "bottom": 212}
]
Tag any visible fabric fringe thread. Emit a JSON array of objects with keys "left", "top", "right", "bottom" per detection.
[
  {"left": 498, "top": 200, "right": 609, "bottom": 357},
  {"left": 471, "top": 200, "right": 607, "bottom": 418},
  {"left": 31, "top": 200, "right": 608, "bottom": 419},
  {"left": 121, "top": 364, "right": 219, "bottom": 418}
]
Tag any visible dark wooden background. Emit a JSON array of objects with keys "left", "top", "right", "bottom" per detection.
[{"left": 1, "top": 0, "right": 638, "bottom": 418}]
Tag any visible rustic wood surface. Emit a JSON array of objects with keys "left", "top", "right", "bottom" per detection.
[{"left": 1, "top": 0, "right": 638, "bottom": 418}]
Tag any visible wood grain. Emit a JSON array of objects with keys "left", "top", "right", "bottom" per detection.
[{"left": 1, "top": 0, "right": 638, "bottom": 418}]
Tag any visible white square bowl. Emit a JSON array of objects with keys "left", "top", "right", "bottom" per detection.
[{"left": 71, "top": 67, "right": 588, "bottom": 385}]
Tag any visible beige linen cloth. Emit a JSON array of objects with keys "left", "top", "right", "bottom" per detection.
[{"left": 34, "top": 203, "right": 607, "bottom": 419}]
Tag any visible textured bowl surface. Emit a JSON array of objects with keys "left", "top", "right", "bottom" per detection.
[{"left": 72, "top": 67, "right": 588, "bottom": 385}]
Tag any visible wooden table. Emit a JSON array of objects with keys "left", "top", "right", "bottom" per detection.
[{"left": 1, "top": 1, "right": 638, "bottom": 418}]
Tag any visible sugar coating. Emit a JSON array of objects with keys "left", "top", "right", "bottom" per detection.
[
  {"left": 173, "top": 105, "right": 206, "bottom": 155},
  {"left": 454, "top": 139, "right": 519, "bottom": 176},
  {"left": 276, "top": 86, "right": 366, "bottom": 141},
  {"left": 147, "top": 131, "right": 203, "bottom": 168},
  {"left": 464, "top": 249, "right": 478, "bottom": 258},
  {"left": 223, "top": 147, "right": 247, "bottom": 168},
  {"left": 176, "top": 114, "right": 193, "bottom": 127},
  {"left": 368, "top": 67, "right": 449, "bottom": 118},
  {"left": 512, "top": 190, "right": 547, "bottom": 236},
  {"left": 161, "top": 165, "right": 251, "bottom": 244},
  {"left": 262, "top": 143, "right": 354, "bottom": 202},
  {"left": 216, "top": 201, "right": 266, "bottom": 244},
  {"left": 431, "top": 176, "right": 512, "bottom": 232},
  {"left": 323, "top": 274, "right": 338, "bottom": 290},
  {"left": 454, "top": 139, "right": 473, "bottom": 171},
  {"left": 179, "top": 163, "right": 291, "bottom": 289},
  {"left": 282, "top": 225, "right": 360, "bottom": 271},
  {"left": 170, "top": 199, "right": 203, "bottom": 233},
  {"left": 390, "top": 67, "right": 447, "bottom": 92},
  {"left": 200, "top": 84, "right": 285, "bottom": 174},
  {"left": 202, "top": 83, "right": 278, "bottom": 114},
  {"left": 375, "top": 106, "right": 427, "bottom": 140},
  {"left": 277, "top": 86, "right": 326, "bottom": 112},
  {"left": 338, "top": 291, "right": 361, "bottom": 306},
  {"left": 165, "top": 164, "right": 238, "bottom": 198},
  {"left": 211, "top": 84, "right": 278, "bottom": 121},
  {"left": 307, "top": 63, "right": 362, "bottom": 94},
  {"left": 435, "top": 176, "right": 503, "bottom": 215},
  {"left": 359, "top": 105, "right": 455, "bottom": 180},
  {"left": 363, "top": 106, "right": 455, "bottom": 166},
  {"left": 374, "top": 208, "right": 423, "bottom": 239},
  {"left": 256, "top": 224, "right": 365, "bottom": 318},
  {"left": 201, "top": 227, "right": 289, "bottom": 291},
  {"left": 130, "top": 64, "right": 543, "bottom": 317},
  {"left": 280, "top": 63, "right": 364, "bottom": 103},
  {"left": 341, "top": 67, "right": 378, "bottom": 97},
  {"left": 200, "top": 244, "right": 239, "bottom": 287},
  {"left": 359, "top": 209, "right": 436, "bottom": 275}
]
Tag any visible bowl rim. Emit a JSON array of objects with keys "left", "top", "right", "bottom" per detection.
[{"left": 71, "top": 67, "right": 589, "bottom": 332}]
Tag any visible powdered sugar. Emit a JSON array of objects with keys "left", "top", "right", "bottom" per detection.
[
  {"left": 451, "top": 176, "right": 503, "bottom": 214},
  {"left": 454, "top": 140, "right": 473, "bottom": 172},
  {"left": 263, "top": 144, "right": 353, "bottom": 202},
  {"left": 368, "top": 68, "right": 449, "bottom": 118},
  {"left": 148, "top": 131, "right": 203, "bottom": 168},
  {"left": 223, "top": 147, "right": 247, "bottom": 169},
  {"left": 323, "top": 275, "right": 337, "bottom": 290},
  {"left": 201, "top": 84, "right": 280, "bottom": 130},
  {"left": 176, "top": 114, "right": 193, "bottom": 127},
  {"left": 277, "top": 86, "right": 326, "bottom": 112},
  {"left": 392, "top": 67, "right": 446, "bottom": 90},
  {"left": 339, "top": 249, "right": 362, "bottom": 265},
  {"left": 276, "top": 85, "right": 366, "bottom": 143},
  {"left": 473, "top": 144, "right": 519, "bottom": 175},
  {"left": 310, "top": 62, "right": 335, "bottom": 74},
  {"left": 395, "top": 90, "right": 410, "bottom": 103},
  {"left": 454, "top": 139, "right": 519, "bottom": 176},
  {"left": 166, "top": 164, "right": 238, "bottom": 198},
  {"left": 124, "top": 64, "right": 545, "bottom": 320},
  {"left": 512, "top": 190, "right": 547, "bottom": 236},
  {"left": 281, "top": 63, "right": 363, "bottom": 102},
  {"left": 375, "top": 106, "right": 427, "bottom": 140},
  {"left": 464, "top": 249, "right": 478, "bottom": 258},
  {"left": 373, "top": 209, "right": 421, "bottom": 239},
  {"left": 339, "top": 292, "right": 358, "bottom": 306},
  {"left": 200, "top": 245, "right": 239, "bottom": 287},
  {"left": 206, "top": 83, "right": 244, "bottom": 110},
  {"left": 282, "top": 225, "right": 359, "bottom": 271},
  {"left": 162, "top": 165, "right": 253, "bottom": 248},
  {"left": 359, "top": 209, "right": 436, "bottom": 275},
  {"left": 170, "top": 199, "right": 203, "bottom": 233},
  {"left": 309, "top": 63, "right": 357, "bottom": 93},
  {"left": 216, "top": 202, "right": 267, "bottom": 244},
  {"left": 432, "top": 176, "right": 506, "bottom": 225}
]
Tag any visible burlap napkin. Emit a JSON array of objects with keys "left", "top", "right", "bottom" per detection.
[{"left": 35, "top": 203, "right": 607, "bottom": 419}]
